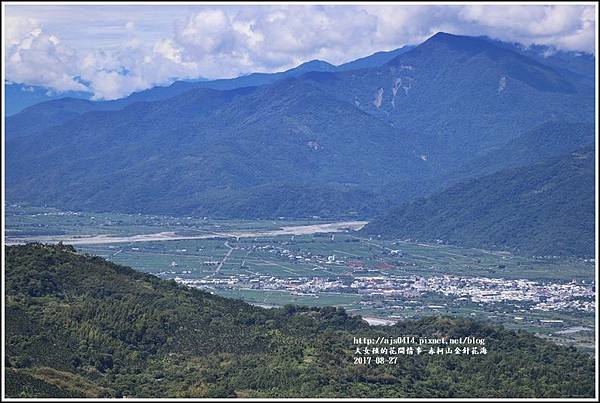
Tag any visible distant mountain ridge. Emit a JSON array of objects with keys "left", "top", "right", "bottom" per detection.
[
  {"left": 4, "top": 83, "right": 93, "bottom": 117},
  {"left": 478, "top": 36, "right": 595, "bottom": 80},
  {"left": 4, "top": 46, "right": 413, "bottom": 116},
  {"left": 5, "top": 32, "right": 596, "bottom": 229}
]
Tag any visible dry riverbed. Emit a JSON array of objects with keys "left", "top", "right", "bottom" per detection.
[{"left": 6, "top": 221, "right": 368, "bottom": 246}]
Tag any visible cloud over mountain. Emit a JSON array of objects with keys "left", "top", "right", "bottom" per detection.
[{"left": 4, "top": 4, "right": 596, "bottom": 100}]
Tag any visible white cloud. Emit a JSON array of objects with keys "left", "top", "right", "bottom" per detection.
[
  {"left": 5, "top": 16, "right": 200, "bottom": 100},
  {"left": 78, "top": 40, "right": 199, "bottom": 100},
  {"left": 5, "top": 17, "right": 88, "bottom": 92},
  {"left": 455, "top": 4, "right": 596, "bottom": 52},
  {"left": 169, "top": 5, "right": 380, "bottom": 76},
  {"left": 153, "top": 39, "right": 183, "bottom": 63},
  {"left": 5, "top": 16, "right": 39, "bottom": 46},
  {"left": 175, "top": 9, "right": 236, "bottom": 54},
  {"left": 4, "top": 4, "right": 597, "bottom": 99}
]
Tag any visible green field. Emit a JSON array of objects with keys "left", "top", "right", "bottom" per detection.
[{"left": 5, "top": 205, "right": 596, "bottom": 351}]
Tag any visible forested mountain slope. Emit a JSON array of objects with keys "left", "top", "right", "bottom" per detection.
[
  {"left": 5, "top": 244, "right": 595, "bottom": 398},
  {"left": 363, "top": 146, "right": 596, "bottom": 257}
]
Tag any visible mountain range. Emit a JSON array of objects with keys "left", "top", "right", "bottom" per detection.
[
  {"left": 5, "top": 46, "right": 415, "bottom": 138},
  {"left": 4, "top": 45, "right": 414, "bottom": 116},
  {"left": 5, "top": 32, "right": 596, "bottom": 255}
]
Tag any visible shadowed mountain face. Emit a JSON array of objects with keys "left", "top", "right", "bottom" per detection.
[
  {"left": 301, "top": 33, "right": 594, "bottom": 169},
  {"left": 5, "top": 79, "right": 427, "bottom": 218},
  {"left": 363, "top": 146, "right": 596, "bottom": 257},
  {"left": 5, "top": 32, "right": 595, "bottom": 222}
]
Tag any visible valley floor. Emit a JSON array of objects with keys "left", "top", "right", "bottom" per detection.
[{"left": 5, "top": 205, "right": 596, "bottom": 352}]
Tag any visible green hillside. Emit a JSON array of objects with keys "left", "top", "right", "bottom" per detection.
[
  {"left": 363, "top": 146, "right": 596, "bottom": 257},
  {"left": 4, "top": 243, "right": 595, "bottom": 398}
]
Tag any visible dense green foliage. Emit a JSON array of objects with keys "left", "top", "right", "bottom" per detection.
[
  {"left": 364, "top": 146, "right": 596, "bottom": 257},
  {"left": 6, "top": 33, "right": 594, "bottom": 219},
  {"left": 5, "top": 244, "right": 595, "bottom": 398}
]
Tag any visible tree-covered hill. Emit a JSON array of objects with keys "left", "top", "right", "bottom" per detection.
[
  {"left": 4, "top": 244, "right": 595, "bottom": 398},
  {"left": 363, "top": 146, "right": 596, "bottom": 257}
]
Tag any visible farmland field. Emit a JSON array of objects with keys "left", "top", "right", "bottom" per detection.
[{"left": 5, "top": 204, "right": 596, "bottom": 352}]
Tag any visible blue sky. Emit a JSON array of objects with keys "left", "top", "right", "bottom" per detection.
[{"left": 4, "top": 3, "right": 597, "bottom": 100}]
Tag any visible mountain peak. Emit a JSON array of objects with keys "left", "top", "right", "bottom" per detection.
[
  {"left": 291, "top": 59, "right": 337, "bottom": 73},
  {"left": 429, "top": 31, "right": 457, "bottom": 40},
  {"left": 384, "top": 32, "right": 493, "bottom": 67},
  {"left": 421, "top": 31, "right": 491, "bottom": 52}
]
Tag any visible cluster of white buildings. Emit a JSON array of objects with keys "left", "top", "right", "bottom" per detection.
[
  {"left": 348, "top": 274, "right": 595, "bottom": 312},
  {"left": 168, "top": 266, "right": 594, "bottom": 314}
]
